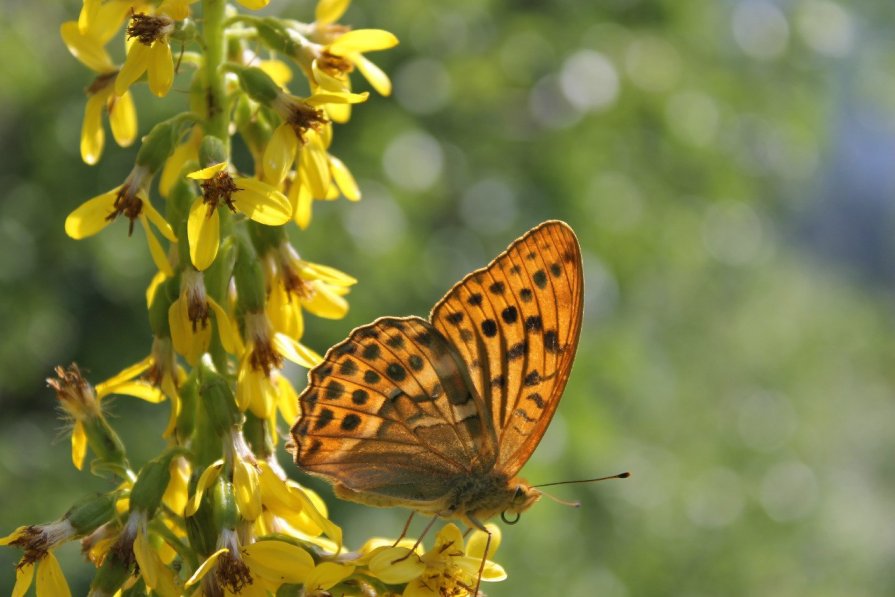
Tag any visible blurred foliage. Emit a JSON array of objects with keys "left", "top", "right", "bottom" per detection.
[{"left": 3, "top": 0, "right": 895, "bottom": 595}]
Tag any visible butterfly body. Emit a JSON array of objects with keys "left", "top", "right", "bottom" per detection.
[
  {"left": 332, "top": 471, "right": 542, "bottom": 528},
  {"left": 290, "top": 220, "right": 583, "bottom": 530}
]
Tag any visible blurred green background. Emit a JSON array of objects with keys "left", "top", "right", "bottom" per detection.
[{"left": 3, "top": 0, "right": 895, "bottom": 595}]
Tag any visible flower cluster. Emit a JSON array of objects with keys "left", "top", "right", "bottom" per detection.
[{"left": 4, "top": 1, "right": 509, "bottom": 596}]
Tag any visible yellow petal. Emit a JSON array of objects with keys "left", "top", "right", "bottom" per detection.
[
  {"left": 267, "top": 284, "right": 304, "bottom": 340},
  {"left": 259, "top": 59, "right": 293, "bottom": 87},
  {"left": 116, "top": 42, "right": 150, "bottom": 96},
  {"left": 298, "top": 141, "right": 331, "bottom": 199},
  {"left": 236, "top": 0, "right": 270, "bottom": 9},
  {"left": 353, "top": 52, "right": 392, "bottom": 96},
  {"left": 35, "top": 553, "right": 72, "bottom": 597},
  {"left": 466, "top": 524, "right": 501, "bottom": 560},
  {"left": 290, "top": 181, "right": 313, "bottom": 230},
  {"left": 273, "top": 373, "right": 299, "bottom": 425},
  {"left": 60, "top": 21, "right": 115, "bottom": 73},
  {"left": 80, "top": 92, "right": 106, "bottom": 166},
  {"left": 312, "top": 61, "right": 351, "bottom": 93},
  {"left": 162, "top": 457, "right": 190, "bottom": 516},
  {"left": 96, "top": 356, "right": 153, "bottom": 396},
  {"left": 306, "top": 562, "right": 355, "bottom": 591},
  {"left": 273, "top": 334, "right": 322, "bottom": 368},
  {"left": 65, "top": 189, "right": 118, "bottom": 239},
  {"left": 158, "top": 0, "right": 192, "bottom": 21},
  {"left": 160, "top": 128, "right": 200, "bottom": 197},
  {"left": 299, "top": 261, "right": 357, "bottom": 286},
  {"left": 262, "top": 124, "right": 298, "bottom": 186},
  {"left": 142, "top": 198, "right": 178, "bottom": 241},
  {"left": 188, "top": 161, "right": 229, "bottom": 180},
  {"left": 109, "top": 91, "right": 138, "bottom": 147},
  {"left": 241, "top": 540, "right": 314, "bottom": 583},
  {"left": 72, "top": 422, "right": 87, "bottom": 470},
  {"left": 479, "top": 560, "right": 507, "bottom": 582},
  {"left": 329, "top": 29, "right": 399, "bottom": 55},
  {"left": 148, "top": 40, "right": 174, "bottom": 97},
  {"left": 169, "top": 295, "right": 211, "bottom": 365},
  {"left": 325, "top": 101, "right": 351, "bottom": 124},
  {"left": 302, "top": 283, "right": 348, "bottom": 319},
  {"left": 188, "top": 198, "right": 220, "bottom": 271},
  {"left": 0, "top": 527, "right": 28, "bottom": 545},
  {"left": 12, "top": 560, "right": 34, "bottom": 597},
  {"left": 232, "top": 178, "right": 292, "bottom": 225},
  {"left": 77, "top": 0, "right": 100, "bottom": 34},
  {"left": 91, "top": 1, "right": 131, "bottom": 44},
  {"left": 133, "top": 528, "right": 159, "bottom": 589},
  {"left": 141, "top": 216, "right": 174, "bottom": 277},
  {"left": 315, "top": 0, "right": 350, "bottom": 24},
  {"left": 146, "top": 270, "right": 167, "bottom": 308},
  {"left": 306, "top": 90, "right": 369, "bottom": 106},
  {"left": 233, "top": 460, "right": 262, "bottom": 521},
  {"left": 184, "top": 460, "right": 224, "bottom": 517},
  {"left": 367, "top": 547, "right": 424, "bottom": 584},
  {"left": 328, "top": 154, "right": 361, "bottom": 201},
  {"left": 101, "top": 380, "right": 166, "bottom": 403},
  {"left": 208, "top": 298, "right": 243, "bottom": 355},
  {"left": 184, "top": 548, "right": 229, "bottom": 587}
]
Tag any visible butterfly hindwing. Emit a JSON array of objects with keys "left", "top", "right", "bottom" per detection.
[
  {"left": 292, "top": 316, "right": 497, "bottom": 502},
  {"left": 430, "top": 221, "right": 583, "bottom": 476}
]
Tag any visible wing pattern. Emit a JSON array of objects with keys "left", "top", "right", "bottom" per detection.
[
  {"left": 430, "top": 221, "right": 583, "bottom": 475},
  {"left": 292, "top": 316, "right": 496, "bottom": 501}
]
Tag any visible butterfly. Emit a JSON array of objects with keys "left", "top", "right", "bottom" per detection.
[{"left": 289, "top": 220, "right": 583, "bottom": 585}]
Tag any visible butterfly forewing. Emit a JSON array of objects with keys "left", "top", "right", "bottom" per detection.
[
  {"left": 292, "top": 316, "right": 496, "bottom": 501},
  {"left": 430, "top": 221, "right": 583, "bottom": 475}
]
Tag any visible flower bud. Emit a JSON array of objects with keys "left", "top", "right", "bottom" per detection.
[
  {"left": 198, "top": 364, "right": 242, "bottom": 435},
  {"left": 130, "top": 452, "right": 178, "bottom": 517},
  {"left": 148, "top": 277, "right": 177, "bottom": 338},
  {"left": 212, "top": 476, "right": 239, "bottom": 530},
  {"left": 234, "top": 65, "right": 282, "bottom": 106},
  {"left": 136, "top": 114, "right": 197, "bottom": 173},
  {"left": 199, "top": 135, "right": 228, "bottom": 168},
  {"left": 233, "top": 236, "right": 266, "bottom": 312},
  {"left": 65, "top": 492, "right": 118, "bottom": 536}
]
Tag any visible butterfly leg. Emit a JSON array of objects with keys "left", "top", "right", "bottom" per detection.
[
  {"left": 467, "top": 515, "right": 491, "bottom": 597},
  {"left": 391, "top": 514, "right": 439, "bottom": 564},
  {"left": 392, "top": 511, "right": 415, "bottom": 547}
]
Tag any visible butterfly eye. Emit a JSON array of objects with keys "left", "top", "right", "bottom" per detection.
[{"left": 501, "top": 510, "right": 521, "bottom": 525}]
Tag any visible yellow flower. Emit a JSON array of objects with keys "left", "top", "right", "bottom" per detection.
[
  {"left": 286, "top": 123, "right": 361, "bottom": 228},
  {"left": 262, "top": 88, "right": 368, "bottom": 186},
  {"left": 310, "top": 1, "right": 399, "bottom": 101},
  {"left": 64, "top": 166, "right": 178, "bottom": 276},
  {"left": 2, "top": 525, "right": 75, "bottom": 597},
  {"left": 264, "top": 244, "right": 355, "bottom": 341},
  {"left": 116, "top": 12, "right": 176, "bottom": 98},
  {"left": 132, "top": 515, "right": 182, "bottom": 596},
  {"left": 235, "top": 311, "right": 320, "bottom": 418},
  {"left": 187, "top": 162, "right": 292, "bottom": 271},
  {"left": 187, "top": 533, "right": 314, "bottom": 596},
  {"left": 369, "top": 524, "right": 506, "bottom": 597},
  {"left": 168, "top": 268, "right": 240, "bottom": 364},
  {"left": 60, "top": 8, "right": 138, "bottom": 164},
  {"left": 96, "top": 337, "right": 183, "bottom": 438}
]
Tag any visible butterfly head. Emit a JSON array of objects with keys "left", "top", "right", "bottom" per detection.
[{"left": 499, "top": 481, "right": 542, "bottom": 524}]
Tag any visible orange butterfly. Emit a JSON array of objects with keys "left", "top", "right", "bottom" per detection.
[{"left": 290, "top": 220, "right": 584, "bottom": 587}]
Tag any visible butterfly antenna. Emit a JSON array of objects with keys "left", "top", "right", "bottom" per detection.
[
  {"left": 533, "top": 471, "right": 631, "bottom": 490},
  {"left": 533, "top": 472, "right": 630, "bottom": 508}
]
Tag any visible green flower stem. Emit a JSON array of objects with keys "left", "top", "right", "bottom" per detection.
[{"left": 202, "top": 0, "right": 230, "bottom": 147}]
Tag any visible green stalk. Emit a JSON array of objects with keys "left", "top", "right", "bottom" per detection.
[{"left": 202, "top": 0, "right": 230, "bottom": 147}]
